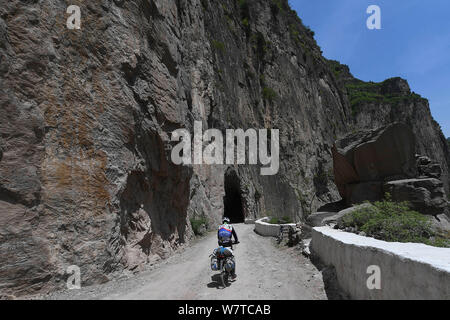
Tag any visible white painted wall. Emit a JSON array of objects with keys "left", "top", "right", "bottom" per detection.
[
  {"left": 254, "top": 217, "right": 296, "bottom": 237},
  {"left": 311, "top": 227, "right": 450, "bottom": 300},
  {"left": 244, "top": 218, "right": 255, "bottom": 224}
]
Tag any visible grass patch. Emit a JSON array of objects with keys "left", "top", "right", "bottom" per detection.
[
  {"left": 267, "top": 216, "right": 293, "bottom": 224},
  {"left": 251, "top": 32, "right": 270, "bottom": 60},
  {"left": 305, "top": 25, "right": 315, "bottom": 37},
  {"left": 327, "top": 59, "right": 349, "bottom": 79},
  {"left": 270, "top": 0, "right": 285, "bottom": 15},
  {"left": 345, "top": 80, "right": 425, "bottom": 116},
  {"left": 190, "top": 216, "right": 207, "bottom": 235},
  {"left": 288, "top": 23, "right": 300, "bottom": 43},
  {"left": 341, "top": 195, "right": 450, "bottom": 247},
  {"left": 238, "top": 0, "right": 250, "bottom": 20},
  {"left": 211, "top": 40, "right": 226, "bottom": 53},
  {"left": 262, "top": 86, "right": 277, "bottom": 102}
]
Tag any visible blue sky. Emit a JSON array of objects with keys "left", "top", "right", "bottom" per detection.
[{"left": 289, "top": 0, "right": 450, "bottom": 137}]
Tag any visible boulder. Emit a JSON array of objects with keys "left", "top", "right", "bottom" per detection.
[
  {"left": 306, "top": 211, "right": 343, "bottom": 227},
  {"left": 429, "top": 214, "right": 450, "bottom": 233},
  {"left": 301, "top": 238, "right": 311, "bottom": 257},
  {"left": 383, "top": 178, "right": 448, "bottom": 216},
  {"left": 334, "top": 123, "right": 416, "bottom": 183},
  {"left": 380, "top": 77, "right": 411, "bottom": 95},
  {"left": 323, "top": 203, "right": 374, "bottom": 228},
  {"left": 417, "top": 155, "right": 432, "bottom": 166},
  {"left": 416, "top": 155, "right": 442, "bottom": 179},
  {"left": 287, "top": 226, "right": 302, "bottom": 247},
  {"left": 344, "top": 181, "right": 383, "bottom": 205},
  {"left": 332, "top": 123, "right": 419, "bottom": 205},
  {"left": 331, "top": 145, "right": 359, "bottom": 198},
  {"left": 305, "top": 203, "right": 374, "bottom": 228}
]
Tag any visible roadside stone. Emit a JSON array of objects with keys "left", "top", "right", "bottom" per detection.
[
  {"left": 307, "top": 212, "right": 342, "bottom": 227},
  {"left": 320, "top": 203, "right": 374, "bottom": 228},
  {"left": 198, "top": 224, "right": 207, "bottom": 235}
]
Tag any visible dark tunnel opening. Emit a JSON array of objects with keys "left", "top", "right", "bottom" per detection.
[{"left": 223, "top": 170, "right": 245, "bottom": 223}]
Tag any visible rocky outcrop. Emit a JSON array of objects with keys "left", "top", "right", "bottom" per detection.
[
  {"left": 334, "top": 74, "right": 450, "bottom": 193},
  {"left": 384, "top": 178, "right": 448, "bottom": 216},
  {"left": 332, "top": 123, "right": 417, "bottom": 204},
  {"left": 0, "top": 0, "right": 448, "bottom": 296},
  {"left": 307, "top": 203, "right": 373, "bottom": 228},
  {"left": 416, "top": 155, "right": 443, "bottom": 179},
  {"left": 332, "top": 123, "right": 448, "bottom": 216}
]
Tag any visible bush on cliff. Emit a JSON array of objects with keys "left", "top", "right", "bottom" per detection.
[
  {"left": 262, "top": 86, "right": 277, "bottom": 102},
  {"left": 190, "top": 216, "right": 208, "bottom": 236},
  {"left": 341, "top": 195, "right": 450, "bottom": 247}
]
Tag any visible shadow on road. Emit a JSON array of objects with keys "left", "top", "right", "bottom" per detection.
[
  {"left": 207, "top": 274, "right": 224, "bottom": 289},
  {"left": 207, "top": 274, "right": 237, "bottom": 289}
]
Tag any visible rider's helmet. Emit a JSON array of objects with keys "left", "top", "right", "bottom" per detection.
[{"left": 222, "top": 217, "right": 230, "bottom": 224}]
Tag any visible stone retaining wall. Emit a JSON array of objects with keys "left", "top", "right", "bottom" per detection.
[
  {"left": 311, "top": 226, "right": 450, "bottom": 300},
  {"left": 254, "top": 217, "right": 296, "bottom": 237}
]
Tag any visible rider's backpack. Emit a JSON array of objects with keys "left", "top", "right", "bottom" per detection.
[
  {"left": 222, "top": 247, "right": 233, "bottom": 257},
  {"left": 217, "top": 246, "right": 233, "bottom": 258}
]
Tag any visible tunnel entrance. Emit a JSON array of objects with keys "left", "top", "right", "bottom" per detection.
[{"left": 223, "top": 170, "right": 245, "bottom": 223}]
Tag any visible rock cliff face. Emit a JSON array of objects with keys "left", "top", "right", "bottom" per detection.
[
  {"left": 332, "top": 72, "right": 450, "bottom": 193},
  {"left": 0, "top": 0, "right": 448, "bottom": 296},
  {"left": 332, "top": 123, "right": 417, "bottom": 204},
  {"left": 332, "top": 123, "right": 448, "bottom": 218}
]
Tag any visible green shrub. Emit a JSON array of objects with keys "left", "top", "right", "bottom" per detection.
[
  {"left": 345, "top": 80, "right": 425, "bottom": 116},
  {"left": 238, "top": 0, "right": 250, "bottom": 20},
  {"left": 305, "top": 25, "right": 315, "bottom": 37},
  {"left": 211, "top": 40, "right": 225, "bottom": 52},
  {"left": 289, "top": 24, "right": 299, "bottom": 37},
  {"left": 281, "top": 216, "right": 292, "bottom": 224},
  {"left": 342, "top": 196, "right": 450, "bottom": 247},
  {"left": 270, "top": 0, "right": 284, "bottom": 15},
  {"left": 190, "top": 216, "right": 207, "bottom": 235},
  {"left": 262, "top": 86, "right": 277, "bottom": 102},
  {"left": 267, "top": 216, "right": 292, "bottom": 224},
  {"left": 268, "top": 217, "right": 279, "bottom": 224},
  {"left": 253, "top": 32, "right": 269, "bottom": 59}
]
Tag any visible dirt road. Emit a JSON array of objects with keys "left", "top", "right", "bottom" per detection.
[{"left": 43, "top": 224, "right": 327, "bottom": 300}]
